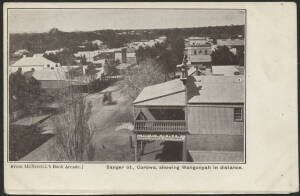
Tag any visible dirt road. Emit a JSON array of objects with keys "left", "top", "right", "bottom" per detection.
[{"left": 21, "top": 82, "right": 135, "bottom": 161}]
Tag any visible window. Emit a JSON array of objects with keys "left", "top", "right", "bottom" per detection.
[
  {"left": 204, "top": 49, "right": 208, "bottom": 55},
  {"left": 31, "top": 68, "right": 35, "bottom": 71},
  {"left": 55, "top": 64, "right": 58, "bottom": 67},
  {"left": 194, "top": 50, "right": 197, "bottom": 55},
  {"left": 47, "top": 64, "right": 50, "bottom": 68},
  {"left": 51, "top": 67, "right": 54, "bottom": 70},
  {"left": 198, "top": 50, "right": 202, "bottom": 54},
  {"left": 234, "top": 108, "right": 243, "bottom": 121}
]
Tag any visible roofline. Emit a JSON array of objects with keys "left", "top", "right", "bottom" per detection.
[
  {"left": 10, "top": 65, "right": 45, "bottom": 67},
  {"left": 188, "top": 102, "right": 244, "bottom": 105},
  {"left": 133, "top": 90, "right": 185, "bottom": 105},
  {"left": 35, "top": 80, "right": 68, "bottom": 81},
  {"left": 133, "top": 104, "right": 185, "bottom": 107}
]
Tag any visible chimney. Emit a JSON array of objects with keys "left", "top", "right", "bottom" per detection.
[
  {"left": 180, "top": 54, "right": 189, "bottom": 85},
  {"left": 22, "top": 54, "right": 27, "bottom": 58}
]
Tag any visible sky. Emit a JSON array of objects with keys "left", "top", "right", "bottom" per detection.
[{"left": 8, "top": 9, "right": 245, "bottom": 33}]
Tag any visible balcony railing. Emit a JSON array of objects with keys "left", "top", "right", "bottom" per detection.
[{"left": 134, "top": 120, "right": 187, "bottom": 133}]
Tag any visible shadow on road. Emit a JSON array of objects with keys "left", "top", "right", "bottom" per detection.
[{"left": 9, "top": 125, "right": 55, "bottom": 161}]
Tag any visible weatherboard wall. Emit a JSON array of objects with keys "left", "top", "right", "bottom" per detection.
[{"left": 187, "top": 104, "right": 244, "bottom": 135}]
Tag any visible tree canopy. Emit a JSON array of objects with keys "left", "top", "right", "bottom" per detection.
[
  {"left": 211, "top": 46, "right": 237, "bottom": 65},
  {"left": 119, "top": 58, "right": 166, "bottom": 100},
  {"left": 9, "top": 70, "right": 49, "bottom": 114},
  {"left": 9, "top": 25, "right": 244, "bottom": 56}
]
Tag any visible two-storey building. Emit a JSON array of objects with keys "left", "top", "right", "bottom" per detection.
[
  {"left": 133, "top": 65, "right": 244, "bottom": 163},
  {"left": 184, "top": 37, "right": 212, "bottom": 67}
]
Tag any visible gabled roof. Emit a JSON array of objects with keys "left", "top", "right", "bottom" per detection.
[
  {"left": 188, "top": 75, "right": 244, "bottom": 104},
  {"left": 12, "top": 56, "right": 57, "bottom": 67},
  {"left": 32, "top": 69, "right": 67, "bottom": 81},
  {"left": 134, "top": 91, "right": 186, "bottom": 106},
  {"left": 133, "top": 75, "right": 244, "bottom": 106},
  {"left": 133, "top": 79, "right": 185, "bottom": 104}
]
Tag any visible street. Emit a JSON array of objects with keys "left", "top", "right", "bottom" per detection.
[{"left": 21, "top": 81, "right": 135, "bottom": 161}]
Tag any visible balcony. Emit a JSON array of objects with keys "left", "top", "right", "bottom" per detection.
[{"left": 134, "top": 120, "right": 187, "bottom": 133}]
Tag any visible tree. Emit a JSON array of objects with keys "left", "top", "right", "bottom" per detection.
[
  {"left": 43, "top": 49, "right": 76, "bottom": 66},
  {"left": 167, "top": 36, "right": 185, "bottom": 65},
  {"left": 211, "top": 45, "right": 237, "bottom": 65},
  {"left": 157, "top": 49, "right": 177, "bottom": 76},
  {"left": 9, "top": 70, "right": 44, "bottom": 114},
  {"left": 119, "top": 58, "right": 166, "bottom": 100},
  {"left": 236, "top": 46, "right": 245, "bottom": 66},
  {"left": 43, "top": 52, "right": 58, "bottom": 63},
  {"left": 53, "top": 92, "right": 95, "bottom": 161},
  {"left": 56, "top": 49, "right": 77, "bottom": 65}
]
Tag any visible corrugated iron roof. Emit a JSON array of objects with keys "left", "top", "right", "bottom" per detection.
[
  {"left": 32, "top": 69, "right": 67, "bottom": 81},
  {"left": 133, "top": 79, "right": 185, "bottom": 104},
  {"left": 134, "top": 91, "right": 186, "bottom": 106},
  {"left": 12, "top": 56, "right": 57, "bottom": 67},
  {"left": 188, "top": 75, "right": 244, "bottom": 104},
  {"left": 134, "top": 74, "right": 244, "bottom": 106}
]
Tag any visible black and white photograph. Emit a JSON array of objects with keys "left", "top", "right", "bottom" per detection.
[
  {"left": 4, "top": 2, "right": 299, "bottom": 195},
  {"left": 7, "top": 8, "right": 245, "bottom": 162}
]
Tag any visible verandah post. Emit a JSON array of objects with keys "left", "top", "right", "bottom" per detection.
[{"left": 134, "top": 134, "right": 138, "bottom": 162}]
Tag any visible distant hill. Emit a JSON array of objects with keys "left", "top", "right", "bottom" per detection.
[{"left": 9, "top": 25, "right": 244, "bottom": 55}]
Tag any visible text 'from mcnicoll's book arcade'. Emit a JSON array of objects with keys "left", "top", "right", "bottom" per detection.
[{"left": 10, "top": 164, "right": 84, "bottom": 169}]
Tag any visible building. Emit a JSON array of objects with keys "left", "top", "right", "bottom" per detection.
[
  {"left": 74, "top": 48, "right": 127, "bottom": 65},
  {"left": 44, "top": 48, "right": 64, "bottom": 55},
  {"left": 216, "top": 38, "right": 244, "bottom": 55},
  {"left": 187, "top": 75, "right": 244, "bottom": 162},
  {"left": 12, "top": 49, "right": 30, "bottom": 58},
  {"left": 10, "top": 55, "right": 61, "bottom": 73},
  {"left": 126, "top": 47, "right": 137, "bottom": 65},
  {"left": 127, "top": 36, "right": 167, "bottom": 50},
  {"left": 114, "top": 47, "right": 127, "bottom": 63},
  {"left": 132, "top": 66, "right": 244, "bottom": 162},
  {"left": 184, "top": 37, "right": 212, "bottom": 66},
  {"left": 116, "top": 63, "right": 132, "bottom": 75},
  {"left": 211, "top": 65, "right": 240, "bottom": 76},
  {"left": 74, "top": 50, "right": 102, "bottom": 63},
  {"left": 31, "top": 69, "right": 69, "bottom": 90},
  {"left": 184, "top": 44, "right": 212, "bottom": 66},
  {"left": 216, "top": 38, "right": 244, "bottom": 47},
  {"left": 91, "top": 40, "right": 104, "bottom": 47},
  {"left": 185, "top": 37, "right": 210, "bottom": 47},
  {"left": 155, "top": 36, "right": 167, "bottom": 44}
]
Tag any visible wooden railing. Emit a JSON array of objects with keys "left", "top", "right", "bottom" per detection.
[{"left": 134, "top": 120, "right": 187, "bottom": 133}]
